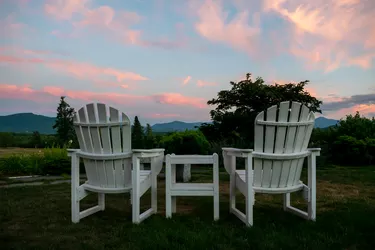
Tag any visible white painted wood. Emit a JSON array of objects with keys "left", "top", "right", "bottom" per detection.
[
  {"left": 165, "top": 153, "right": 220, "bottom": 221},
  {"left": 222, "top": 102, "right": 320, "bottom": 227},
  {"left": 70, "top": 103, "right": 165, "bottom": 224}
]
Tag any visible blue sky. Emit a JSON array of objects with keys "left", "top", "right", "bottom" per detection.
[{"left": 0, "top": 0, "right": 374, "bottom": 124}]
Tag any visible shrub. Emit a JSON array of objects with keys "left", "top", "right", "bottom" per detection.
[
  {"left": 159, "top": 130, "right": 210, "bottom": 155},
  {"left": 0, "top": 147, "right": 72, "bottom": 176},
  {"left": 332, "top": 136, "right": 375, "bottom": 166}
]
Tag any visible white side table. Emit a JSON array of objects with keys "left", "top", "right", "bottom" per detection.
[{"left": 165, "top": 153, "right": 220, "bottom": 221}]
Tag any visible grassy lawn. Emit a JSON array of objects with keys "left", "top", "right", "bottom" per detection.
[{"left": 1, "top": 165, "right": 375, "bottom": 249}]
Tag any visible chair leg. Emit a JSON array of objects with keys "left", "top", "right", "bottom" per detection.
[
  {"left": 151, "top": 174, "right": 157, "bottom": 214},
  {"left": 245, "top": 191, "right": 254, "bottom": 227},
  {"left": 283, "top": 193, "right": 290, "bottom": 211},
  {"left": 72, "top": 189, "right": 80, "bottom": 223},
  {"left": 213, "top": 192, "right": 219, "bottom": 221},
  {"left": 98, "top": 193, "right": 105, "bottom": 211},
  {"left": 229, "top": 173, "right": 236, "bottom": 213}
]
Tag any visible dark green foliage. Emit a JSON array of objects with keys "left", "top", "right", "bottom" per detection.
[
  {"left": 310, "top": 112, "right": 375, "bottom": 166},
  {"left": 131, "top": 116, "right": 144, "bottom": 149},
  {"left": 144, "top": 123, "right": 155, "bottom": 149},
  {"left": 30, "top": 131, "right": 42, "bottom": 148},
  {"left": 200, "top": 73, "right": 322, "bottom": 143},
  {"left": 52, "top": 97, "right": 76, "bottom": 147},
  {"left": 0, "top": 132, "right": 15, "bottom": 147},
  {"left": 159, "top": 130, "right": 210, "bottom": 155}
]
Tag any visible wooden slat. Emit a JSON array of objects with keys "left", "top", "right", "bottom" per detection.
[
  {"left": 261, "top": 105, "right": 277, "bottom": 188},
  {"left": 285, "top": 102, "right": 302, "bottom": 187},
  {"left": 110, "top": 107, "right": 124, "bottom": 188},
  {"left": 294, "top": 110, "right": 315, "bottom": 184},
  {"left": 73, "top": 113, "right": 86, "bottom": 151},
  {"left": 253, "top": 111, "right": 264, "bottom": 187},
  {"left": 279, "top": 102, "right": 299, "bottom": 187},
  {"left": 97, "top": 103, "right": 114, "bottom": 188},
  {"left": 270, "top": 102, "right": 289, "bottom": 188},
  {"left": 78, "top": 106, "right": 98, "bottom": 186},
  {"left": 121, "top": 113, "right": 131, "bottom": 152}
]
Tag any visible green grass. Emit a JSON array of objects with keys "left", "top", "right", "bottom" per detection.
[{"left": 1, "top": 166, "right": 375, "bottom": 249}]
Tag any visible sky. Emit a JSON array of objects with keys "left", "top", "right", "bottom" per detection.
[{"left": 0, "top": 0, "right": 374, "bottom": 125}]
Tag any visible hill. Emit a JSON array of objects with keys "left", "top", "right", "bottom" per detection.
[
  {"left": 151, "top": 121, "right": 206, "bottom": 132},
  {"left": 314, "top": 117, "right": 339, "bottom": 128},
  {"left": 0, "top": 113, "right": 56, "bottom": 134},
  {"left": 0, "top": 113, "right": 339, "bottom": 134}
]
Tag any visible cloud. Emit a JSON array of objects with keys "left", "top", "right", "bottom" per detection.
[
  {"left": 0, "top": 84, "right": 208, "bottom": 110},
  {"left": 196, "top": 80, "right": 217, "bottom": 87},
  {"left": 264, "top": 0, "right": 375, "bottom": 72},
  {"left": 151, "top": 93, "right": 207, "bottom": 109},
  {"left": 182, "top": 76, "right": 192, "bottom": 85},
  {"left": 322, "top": 93, "right": 375, "bottom": 111},
  {"left": 191, "top": 0, "right": 260, "bottom": 55},
  {"left": 0, "top": 14, "right": 29, "bottom": 39},
  {"left": 0, "top": 48, "right": 148, "bottom": 87}
]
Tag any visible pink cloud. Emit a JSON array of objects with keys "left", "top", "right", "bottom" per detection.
[
  {"left": 152, "top": 93, "right": 207, "bottom": 109},
  {"left": 196, "top": 80, "right": 217, "bottom": 87},
  {"left": 0, "top": 14, "right": 28, "bottom": 38},
  {"left": 0, "top": 84, "right": 209, "bottom": 111},
  {"left": 326, "top": 104, "right": 375, "bottom": 120},
  {"left": 148, "top": 113, "right": 182, "bottom": 118},
  {"left": 44, "top": 0, "right": 89, "bottom": 20},
  {"left": 182, "top": 76, "right": 192, "bottom": 85},
  {"left": 0, "top": 49, "right": 148, "bottom": 87},
  {"left": 264, "top": 0, "right": 375, "bottom": 71},
  {"left": 193, "top": 0, "right": 260, "bottom": 55}
]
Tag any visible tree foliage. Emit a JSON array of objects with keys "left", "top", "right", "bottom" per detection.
[
  {"left": 131, "top": 116, "right": 144, "bottom": 149},
  {"left": 200, "top": 73, "right": 322, "bottom": 143},
  {"left": 31, "top": 131, "right": 42, "bottom": 148},
  {"left": 159, "top": 130, "right": 210, "bottom": 155},
  {"left": 52, "top": 96, "right": 75, "bottom": 147},
  {"left": 144, "top": 123, "right": 155, "bottom": 149}
]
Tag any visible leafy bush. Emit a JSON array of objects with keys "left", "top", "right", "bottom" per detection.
[
  {"left": 0, "top": 147, "right": 73, "bottom": 176},
  {"left": 332, "top": 136, "right": 375, "bottom": 166},
  {"left": 159, "top": 130, "right": 210, "bottom": 155}
]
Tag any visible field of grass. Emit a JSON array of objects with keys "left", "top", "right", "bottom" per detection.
[
  {"left": 1, "top": 165, "right": 375, "bottom": 249},
  {"left": 0, "top": 147, "right": 42, "bottom": 158}
]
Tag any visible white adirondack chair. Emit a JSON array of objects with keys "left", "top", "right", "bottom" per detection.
[
  {"left": 68, "top": 103, "right": 164, "bottom": 224},
  {"left": 222, "top": 101, "right": 320, "bottom": 227}
]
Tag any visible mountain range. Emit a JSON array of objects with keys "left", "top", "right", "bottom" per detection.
[{"left": 0, "top": 113, "right": 338, "bottom": 134}]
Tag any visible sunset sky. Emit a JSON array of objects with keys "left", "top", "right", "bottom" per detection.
[{"left": 0, "top": 0, "right": 374, "bottom": 124}]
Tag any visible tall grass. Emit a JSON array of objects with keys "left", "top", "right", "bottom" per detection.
[{"left": 0, "top": 146, "right": 70, "bottom": 176}]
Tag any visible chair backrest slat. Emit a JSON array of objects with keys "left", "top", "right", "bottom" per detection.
[
  {"left": 74, "top": 103, "right": 132, "bottom": 189},
  {"left": 253, "top": 101, "right": 315, "bottom": 189}
]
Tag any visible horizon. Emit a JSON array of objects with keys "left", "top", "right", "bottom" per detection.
[{"left": 1, "top": 0, "right": 374, "bottom": 124}]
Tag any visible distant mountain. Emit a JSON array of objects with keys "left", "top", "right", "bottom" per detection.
[
  {"left": 314, "top": 117, "right": 339, "bottom": 128},
  {"left": 0, "top": 113, "right": 56, "bottom": 134},
  {"left": 151, "top": 121, "right": 207, "bottom": 132},
  {"left": 0, "top": 113, "right": 339, "bottom": 134}
]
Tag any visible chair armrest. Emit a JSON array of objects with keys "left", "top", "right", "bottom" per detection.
[
  {"left": 222, "top": 147, "right": 253, "bottom": 158},
  {"left": 67, "top": 149, "right": 79, "bottom": 157},
  {"left": 307, "top": 148, "right": 321, "bottom": 156},
  {"left": 132, "top": 148, "right": 165, "bottom": 158}
]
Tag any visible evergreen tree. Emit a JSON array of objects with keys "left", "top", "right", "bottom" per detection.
[
  {"left": 144, "top": 123, "right": 155, "bottom": 149},
  {"left": 131, "top": 116, "right": 144, "bottom": 149},
  {"left": 53, "top": 96, "right": 76, "bottom": 147}
]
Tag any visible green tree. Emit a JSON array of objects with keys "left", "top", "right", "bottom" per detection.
[
  {"left": 200, "top": 73, "right": 322, "bottom": 143},
  {"left": 30, "top": 131, "right": 42, "bottom": 148},
  {"left": 336, "top": 111, "right": 375, "bottom": 140},
  {"left": 0, "top": 132, "right": 14, "bottom": 147},
  {"left": 144, "top": 123, "right": 155, "bottom": 149},
  {"left": 53, "top": 96, "right": 76, "bottom": 147},
  {"left": 132, "top": 116, "right": 144, "bottom": 149}
]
